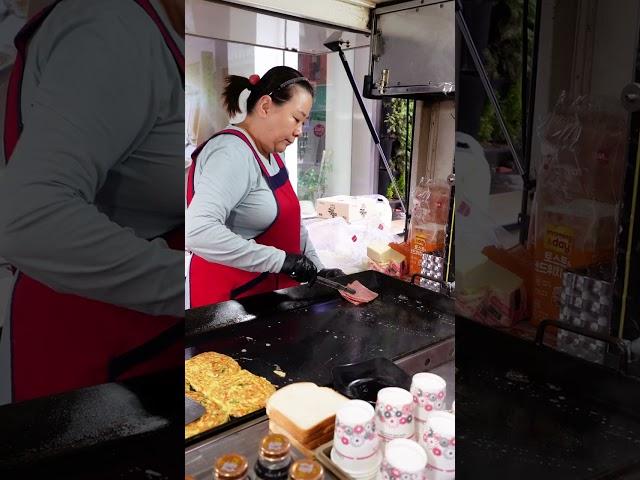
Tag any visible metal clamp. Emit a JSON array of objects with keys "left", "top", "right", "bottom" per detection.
[
  {"left": 621, "top": 83, "right": 640, "bottom": 112},
  {"left": 534, "top": 319, "right": 629, "bottom": 374}
]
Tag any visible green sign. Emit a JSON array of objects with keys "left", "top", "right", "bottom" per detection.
[{"left": 311, "top": 85, "right": 326, "bottom": 122}]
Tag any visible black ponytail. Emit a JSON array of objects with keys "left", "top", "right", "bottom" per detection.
[
  {"left": 221, "top": 66, "right": 314, "bottom": 118},
  {"left": 222, "top": 75, "right": 253, "bottom": 117}
]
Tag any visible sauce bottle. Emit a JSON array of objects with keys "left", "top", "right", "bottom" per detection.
[{"left": 254, "top": 433, "right": 292, "bottom": 479}]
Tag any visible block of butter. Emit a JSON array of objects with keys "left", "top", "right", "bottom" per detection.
[
  {"left": 458, "top": 254, "right": 526, "bottom": 327},
  {"left": 367, "top": 242, "right": 406, "bottom": 264}
]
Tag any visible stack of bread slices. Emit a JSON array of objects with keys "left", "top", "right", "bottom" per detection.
[{"left": 266, "top": 382, "right": 350, "bottom": 456}]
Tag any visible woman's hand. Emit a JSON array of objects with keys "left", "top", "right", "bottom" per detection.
[
  {"left": 280, "top": 253, "right": 318, "bottom": 283},
  {"left": 318, "top": 268, "right": 345, "bottom": 279}
]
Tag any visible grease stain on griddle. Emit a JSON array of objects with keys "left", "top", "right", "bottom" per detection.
[{"left": 457, "top": 362, "right": 640, "bottom": 478}]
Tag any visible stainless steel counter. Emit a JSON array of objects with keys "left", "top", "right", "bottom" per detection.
[{"left": 185, "top": 340, "right": 455, "bottom": 479}]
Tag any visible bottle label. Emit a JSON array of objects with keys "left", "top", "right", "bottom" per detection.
[{"left": 254, "top": 459, "right": 291, "bottom": 480}]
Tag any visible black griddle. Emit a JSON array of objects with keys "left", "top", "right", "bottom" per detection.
[
  {"left": 0, "top": 368, "right": 183, "bottom": 479},
  {"left": 457, "top": 316, "right": 640, "bottom": 479},
  {"left": 185, "top": 270, "right": 454, "bottom": 443}
]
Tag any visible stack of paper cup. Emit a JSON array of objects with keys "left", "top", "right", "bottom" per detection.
[
  {"left": 420, "top": 412, "right": 455, "bottom": 480},
  {"left": 331, "top": 400, "right": 381, "bottom": 479},
  {"left": 375, "top": 387, "right": 416, "bottom": 443},
  {"left": 377, "top": 438, "right": 427, "bottom": 480},
  {"left": 410, "top": 372, "right": 447, "bottom": 439}
]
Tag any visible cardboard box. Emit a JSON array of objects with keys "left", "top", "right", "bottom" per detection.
[
  {"left": 531, "top": 199, "right": 616, "bottom": 326},
  {"left": 315, "top": 195, "right": 392, "bottom": 227}
]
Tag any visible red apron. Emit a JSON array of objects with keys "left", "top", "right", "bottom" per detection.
[
  {"left": 4, "top": 0, "right": 185, "bottom": 402},
  {"left": 187, "top": 129, "right": 301, "bottom": 308}
]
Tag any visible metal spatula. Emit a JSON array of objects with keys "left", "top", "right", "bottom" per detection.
[
  {"left": 315, "top": 276, "right": 357, "bottom": 295},
  {"left": 185, "top": 396, "right": 206, "bottom": 425}
]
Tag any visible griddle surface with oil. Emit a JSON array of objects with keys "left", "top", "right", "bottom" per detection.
[
  {"left": 457, "top": 316, "right": 640, "bottom": 480},
  {"left": 186, "top": 271, "right": 454, "bottom": 391}
]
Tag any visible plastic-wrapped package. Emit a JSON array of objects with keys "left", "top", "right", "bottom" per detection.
[
  {"left": 305, "top": 217, "right": 399, "bottom": 274},
  {"left": 528, "top": 93, "right": 626, "bottom": 326},
  {"left": 408, "top": 178, "right": 450, "bottom": 275},
  {"left": 455, "top": 195, "right": 530, "bottom": 328}
]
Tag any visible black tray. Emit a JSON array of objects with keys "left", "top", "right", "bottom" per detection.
[
  {"left": 185, "top": 271, "right": 454, "bottom": 445},
  {"left": 332, "top": 357, "right": 411, "bottom": 405}
]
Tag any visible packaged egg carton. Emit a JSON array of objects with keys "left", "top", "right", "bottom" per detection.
[
  {"left": 556, "top": 264, "right": 613, "bottom": 364},
  {"left": 420, "top": 277, "right": 442, "bottom": 293},
  {"left": 421, "top": 253, "right": 444, "bottom": 280},
  {"left": 419, "top": 254, "right": 446, "bottom": 293}
]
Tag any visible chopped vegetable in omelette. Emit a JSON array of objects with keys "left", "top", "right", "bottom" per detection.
[{"left": 184, "top": 351, "right": 276, "bottom": 438}]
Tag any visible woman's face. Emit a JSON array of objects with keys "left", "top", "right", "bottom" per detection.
[{"left": 258, "top": 87, "right": 313, "bottom": 154}]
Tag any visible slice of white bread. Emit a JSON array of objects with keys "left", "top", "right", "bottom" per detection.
[{"left": 266, "top": 382, "right": 349, "bottom": 444}]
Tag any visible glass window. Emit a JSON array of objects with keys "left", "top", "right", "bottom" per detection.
[{"left": 185, "top": 37, "right": 378, "bottom": 202}]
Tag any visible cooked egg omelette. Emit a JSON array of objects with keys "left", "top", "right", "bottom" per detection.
[
  {"left": 185, "top": 352, "right": 276, "bottom": 438},
  {"left": 204, "top": 370, "right": 276, "bottom": 417},
  {"left": 184, "top": 391, "right": 229, "bottom": 439},
  {"left": 185, "top": 351, "right": 241, "bottom": 392}
]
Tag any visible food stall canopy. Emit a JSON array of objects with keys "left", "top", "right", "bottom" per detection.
[
  {"left": 196, "top": 0, "right": 379, "bottom": 33},
  {"left": 185, "top": 0, "right": 373, "bottom": 54}
]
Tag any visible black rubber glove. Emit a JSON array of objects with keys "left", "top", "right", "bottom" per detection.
[
  {"left": 318, "top": 268, "right": 345, "bottom": 279},
  {"left": 280, "top": 253, "right": 318, "bottom": 283}
]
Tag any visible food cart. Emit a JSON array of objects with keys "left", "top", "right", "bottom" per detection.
[{"left": 183, "top": 0, "right": 456, "bottom": 477}]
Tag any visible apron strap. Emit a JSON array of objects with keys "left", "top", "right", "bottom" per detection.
[
  {"left": 230, "top": 271, "right": 270, "bottom": 299},
  {"left": 273, "top": 152, "right": 286, "bottom": 169},
  {"left": 187, "top": 128, "right": 275, "bottom": 206},
  {"left": 3, "top": 1, "right": 62, "bottom": 163},
  {"left": 107, "top": 319, "right": 184, "bottom": 381},
  {"left": 4, "top": 0, "right": 185, "bottom": 164},
  {"left": 133, "top": 0, "right": 184, "bottom": 82}
]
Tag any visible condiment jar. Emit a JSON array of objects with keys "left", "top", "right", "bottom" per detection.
[
  {"left": 254, "top": 434, "right": 292, "bottom": 480},
  {"left": 214, "top": 453, "right": 250, "bottom": 480},
  {"left": 289, "top": 459, "right": 323, "bottom": 480}
]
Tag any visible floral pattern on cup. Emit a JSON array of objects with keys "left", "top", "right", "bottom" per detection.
[
  {"left": 375, "top": 402, "right": 414, "bottom": 429},
  {"left": 413, "top": 388, "right": 446, "bottom": 413},
  {"left": 422, "top": 427, "right": 455, "bottom": 460},
  {"left": 335, "top": 418, "right": 377, "bottom": 448},
  {"left": 378, "top": 459, "right": 424, "bottom": 480}
]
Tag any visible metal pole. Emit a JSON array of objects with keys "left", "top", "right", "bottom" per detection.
[
  {"left": 455, "top": 0, "right": 525, "bottom": 177},
  {"left": 333, "top": 46, "right": 407, "bottom": 214}
]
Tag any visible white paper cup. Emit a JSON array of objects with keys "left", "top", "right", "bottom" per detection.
[
  {"left": 377, "top": 439, "right": 426, "bottom": 480},
  {"left": 411, "top": 372, "right": 447, "bottom": 423},
  {"left": 421, "top": 413, "right": 455, "bottom": 480},
  {"left": 332, "top": 400, "right": 381, "bottom": 473},
  {"left": 331, "top": 448, "right": 380, "bottom": 480},
  {"left": 375, "top": 387, "right": 415, "bottom": 442}
]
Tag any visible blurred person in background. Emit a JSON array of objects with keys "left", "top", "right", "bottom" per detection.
[{"left": 0, "top": 0, "right": 185, "bottom": 404}]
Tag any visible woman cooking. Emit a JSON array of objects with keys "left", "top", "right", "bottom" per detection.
[{"left": 185, "top": 66, "right": 343, "bottom": 308}]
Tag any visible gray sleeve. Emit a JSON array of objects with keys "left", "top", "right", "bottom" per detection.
[
  {"left": 0, "top": 13, "right": 183, "bottom": 317},
  {"left": 185, "top": 143, "right": 286, "bottom": 273},
  {"left": 301, "top": 223, "right": 324, "bottom": 270}
]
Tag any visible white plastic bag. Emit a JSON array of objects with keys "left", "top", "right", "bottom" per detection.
[{"left": 306, "top": 217, "right": 398, "bottom": 273}]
